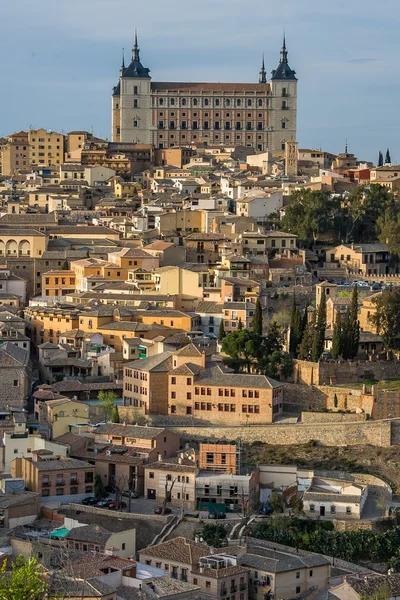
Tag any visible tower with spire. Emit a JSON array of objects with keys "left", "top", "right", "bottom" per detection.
[
  {"left": 269, "top": 34, "right": 298, "bottom": 154},
  {"left": 112, "top": 30, "right": 152, "bottom": 144}
]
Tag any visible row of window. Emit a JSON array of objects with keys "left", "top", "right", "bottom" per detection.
[
  {"left": 45, "top": 278, "right": 74, "bottom": 285},
  {"left": 125, "top": 383, "right": 147, "bottom": 394},
  {"left": 160, "top": 111, "right": 266, "bottom": 119},
  {"left": 158, "top": 121, "right": 266, "bottom": 131},
  {"left": 157, "top": 97, "right": 267, "bottom": 107},
  {"left": 309, "top": 504, "right": 352, "bottom": 514},
  {"left": 170, "top": 404, "right": 261, "bottom": 414},
  {"left": 125, "top": 370, "right": 148, "bottom": 381}
]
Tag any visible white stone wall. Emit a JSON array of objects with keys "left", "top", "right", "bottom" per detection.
[
  {"left": 269, "top": 79, "right": 297, "bottom": 152},
  {"left": 120, "top": 78, "right": 153, "bottom": 144}
]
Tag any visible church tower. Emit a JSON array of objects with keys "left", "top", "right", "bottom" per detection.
[
  {"left": 269, "top": 35, "right": 298, "bottom": 154},
  {"left": 112, "top": 32, "right": 152, "bottom": 144}
]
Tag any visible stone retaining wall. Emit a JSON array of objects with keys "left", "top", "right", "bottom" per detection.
[
  {"left": 293, "top": 359, "right": 400, "bottom": 386},
  {"left": 301, "top": 412, "right": 367, "bottom": 423},
  {"left": 170, "top": 419, "right": 392, "bottom": 447}
]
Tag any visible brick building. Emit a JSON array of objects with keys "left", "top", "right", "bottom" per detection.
[
  {"left": 11, "top": 454, "right": 95, "bottom": 499},
  {"left": 72, "top": 424, "right": 180, "bottom": 495}
]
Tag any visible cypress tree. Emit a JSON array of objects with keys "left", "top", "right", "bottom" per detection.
[
  {"left": 238, "top": 317, "right": 243, "bottom": 330},
  {"left": 311, "top": 289, "right": 326, "bottom": 362},
  {"left": 385, "top": 148, "right": 392, "bottom": 164},
  {"left": 378, "top": 151, "right": 384, "bottom": 167},
  {"left": 253, "top": 298, "right": 263, "bottom": 337},
  {"left": 331, "top": 311, "right": 343, "bottom": 359},
  {"left": 348, "top": 285, "right": 360, "bottom": 359},
  {"left": 218, "top": 320, "right": 226, "bottom": 340},
  {"left": 289, "top": 294, "right": 302, "bottom": 356},
  {"left": 298, "top": 312, "right": 316, "bottom": 360}
]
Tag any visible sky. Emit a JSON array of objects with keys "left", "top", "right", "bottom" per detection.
[{"left": 0, "top": 0, "right": 399, "bottom": 162}]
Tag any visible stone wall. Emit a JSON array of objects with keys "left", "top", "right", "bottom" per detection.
[
  {"left": 372, "top": 390, "right": 400, "bottom": 420},
  {"left": 283, "top": 383, "right": 373, "bottom": 415},
  {"left": 301, "top": 412, "right": 367, "bottom": 423},
  {"left": 293, "top": 359, "right": 400, "bottom": 386},
  {"left": 170, "top": 419, "right": 392, "bottom": 447}
]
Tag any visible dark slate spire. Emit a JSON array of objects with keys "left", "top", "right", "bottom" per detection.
[
  {"left": 121, "top": 30, "right": 151, "bottom": 79},
  {"left": 120, "top": 48, "right": 125, "bottom": 75},
  {"left": 132, "top": 30, "right": 140, "bottom": 61},
  {"left": 271, "top": 33, "right": 297, "bottom": 81},
  {"left": 259, "top": 54, "right": 267, "bottom": 84},
  {"left": 280, "top": 32, "right": 288, "bottom": 63}
]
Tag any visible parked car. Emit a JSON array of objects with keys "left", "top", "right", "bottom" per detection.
[
  {"left": 108, "top": 501, "right": 127, "bottom": 510},
  {"left": 121, "top": 490, "right": 139, "bottom": 499},
  {"left": 154, "top": 506, "right": 172, "bottom": 515},
  {"left": 258, "top": 505, "right": 273, "bottom": 516},
  {"left": 96, "top": 498, "right": 113, "bottom": 507},
  {"left": 81, "top": 497, "right": 99, "bottom": 506},
  {"left": 208, "top": 512, "right": 226, "bottom": 520}
]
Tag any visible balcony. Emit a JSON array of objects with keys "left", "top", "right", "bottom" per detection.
[
  {"left": 240, "top": 583, "right": 247, "bottom": 591},
  {"left": 230, "top": 585, "right": 238, "bottom": 593},
  {"left": 70, "top": 479, "right": 79, "bottom": 485},
  {"left": 41, "top": 481, "right": 50, "bottom": 487},
  {"left": 220, "top": 588, "right": 227, "bottom": 596},
  {"left": 56, "top": 480, "right": 65, "bottom": 487}
]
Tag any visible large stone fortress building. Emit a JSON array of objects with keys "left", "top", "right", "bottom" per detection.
[{"left": 112, "top": 34, "right": 297, "bottom": 152}]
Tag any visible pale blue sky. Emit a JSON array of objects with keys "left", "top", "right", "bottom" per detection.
[{"left": 1, "top": 0, "right": 399, "bottom": 162}]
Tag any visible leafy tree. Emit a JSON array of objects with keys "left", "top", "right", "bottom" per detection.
[
  {"left": 269, "top": 491, "right": 285, "bottom": 513},
  {"left": 222, "top": 329, "right": 256, "bottom": 372},
  {"left": 378, "top": 151, "right": 384, "bottom": 167},
  {"left": 218, "top": 320, "right": 226, "bottom": 340},
  {"left": 0, "top": 556, "right": 48, "bottom": 600},
  {"left": 94, "top": 473, "right": 106, "bottom": 498},
  {"left": 280, "top": 189, "right": 335, "bottom": 245},
  {"left": 289, "top": 496, "right": 304, "bottom": 515},
  {"left": 253, "top": 298, "right": 263, "bottom": 337},
  {"left": 61, "top": 259, "right": 69, "bottom": 270},
  {"left": 311, "top": 289, "right": 326, "bottom": 362},
  {"left": 369, "top": 289, "right": 400, "bottom": 351},
  {"left": 386, "top": 148, "right": 391, "bottom": 164},
  {"left": 289, "top": 294, "right": 302, "bottom": 357},
  {"left": 338, "top": 186, "right": 396, "bottom": 244},
  {"left": 111, "top": 404, "right": 120, "bottom": 423},
  {"left": 199, "top": 523, "right": 227, "bottom": 547},
  {"left": 377, "top": 207, "right": 400, "bottom": 255},
  {"left": 331, "top": 311, "right": 343, "bottom": 359},
  {"left": 98, "top": 390, "right": 118, "bottom": 420}
]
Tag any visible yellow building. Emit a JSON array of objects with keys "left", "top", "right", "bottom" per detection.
[
  {"left": 107, "top": 248, "right": 159, "bottom": 271},
  {"left": 0, "top": 229, "right": 46, "bottom": 259},
  {"left": 70, "top": 258, "right": 130, "bottom": 291},
  {"left": 42, "top": 270, "right": 76, "bottom": 297},
  {"left": 25, "top": 306, "right": 80, "bottom": 345},
  {"left": 0, "top": 132, "right": 29, "bottom": 176},
  {"left": 28, "top": 129, "right": 65, "bottom": 168},
  {"left": 46, "top": 398, "right": 89, "bottom": 439}
]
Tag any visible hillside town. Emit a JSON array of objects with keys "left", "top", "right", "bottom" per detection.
[{"left": 2, "top": 31, "right": 400, "bottom": 600}]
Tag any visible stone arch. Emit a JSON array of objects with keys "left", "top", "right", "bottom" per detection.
[
  {"left": 0, "top": 241, "right": 5, "bottom": 256},
  {"left": 6, "top": 239, "right": 17, "bottom": 256},
  {"left": 18, "top": 239, "right": 31, "bottom": 256}
]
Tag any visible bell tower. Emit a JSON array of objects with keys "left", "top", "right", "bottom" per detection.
[
  {"left": 269, "top": 35, "right": 298, "bottom": 153},
  {"left": 112, "top": 32, "right": 152, "bottom": 144}
]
